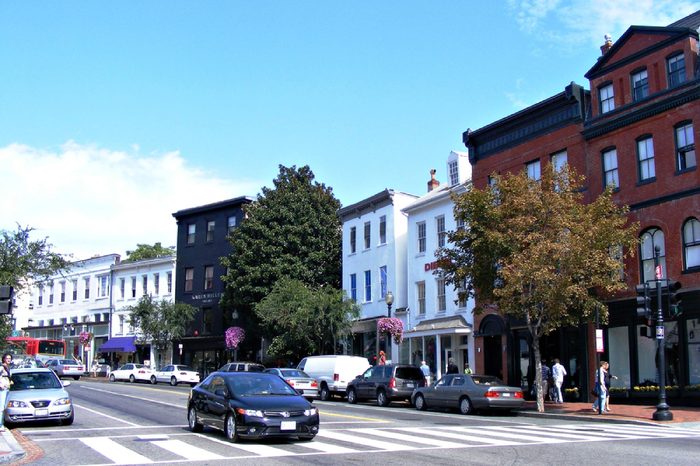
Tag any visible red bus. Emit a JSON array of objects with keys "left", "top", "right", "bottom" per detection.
[{"left": 5, "top": 336, "right": 67, "bottom": 362}]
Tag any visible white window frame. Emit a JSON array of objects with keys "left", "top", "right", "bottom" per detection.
[
  {"left": 675, "top": 122, "right": 696, "bottom": 172},
  {"left": 637, "top": 137, "right": 656, "bottom": 181},
  {"left": 364, "top": 270, "right": 372, "bottom": 302},
  {"left": 603, "top": 148, "right": 619, "bottom": 189},
  {"left": 418, "top": 222, "right": 426, "bottom": 253},
  {"left": 379, "top": 216, "right": 387, "bottom": 245},
  {"left": 417, "top": 281, "right": 426, "bottom": 315},
  {"left": 526, "top": 160, "right": 541, "bottom": 181},
  {"left": 437, "top": 215, "right": 446, "bottom": 248},
  {"left": 599, "top": 83, "right": 615, "bottom": 113}
]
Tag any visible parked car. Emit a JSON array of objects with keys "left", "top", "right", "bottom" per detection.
[
  {"left": 264, "top": 368, "right": 318, "bottom": 400},
  {"left": 46, "top": 359, "right": 84, "bottom": 380},
  {"left": 411, "top": 374, "right": 525, "bottom": 414},
  {"left": 152, "top": 365, "right": 200, "bottom": 386},
  {"left": 11, "top": 357, "right": 46, "bottom": 369},
  {"left": 297, "top": 355, "right": 370, "bottom": 401},
  {"left": 187, "top": 371, "right": 319, "bottom": 442},
  {"left": 217, "top": 362, "right": 266, "bottom": 373},
  {"left": 347, "top": 364, "right": 426, "bottom": 406},
  {"left": 4, "top": 367, "right": 74, "bottom": 426},
  {"left": 109, "top": 363, "right": 155, "bottom": 383}
]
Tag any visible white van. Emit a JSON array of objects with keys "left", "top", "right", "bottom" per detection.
[{"left": 297, "top": 355, "right": 371, "bottom": 401}]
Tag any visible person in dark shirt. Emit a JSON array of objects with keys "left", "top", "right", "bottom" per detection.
[{"left": 446, "top": 358, "right": 459, "bottom": 374}]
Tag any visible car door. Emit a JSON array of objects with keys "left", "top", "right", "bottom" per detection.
[
  {"left": 355, "top": 367, "right": 374, "bottom": 399},
  {"left": 430, "top": 375, "right": 454, "bottom": 407},
  {"left": 157, "top": 365, "right": 173, "bottom": 383},
  {"left": 447, "top": 375, "right": 468, "bottom": 409},
  {"left": 206, "top": 375, "right": 230, "bottom": 430}
]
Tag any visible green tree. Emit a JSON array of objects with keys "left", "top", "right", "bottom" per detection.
[
  {"left": 123, "top": 242, "right": 175, "bottom": 263},
  {"left": 0, "top": 225, "right": 69, "bottom": 340},
  {"left": 437, "top": 166, "right": 637, "bottom": 412},
  {"left": 221, "top": 165, "right": 342, "bottom": 355},
  {"left": 255, "top": 278, "right": 359, "bottom": 361},
  {"left": 126, "top": 295, "right": 197, "bottom": 366}
]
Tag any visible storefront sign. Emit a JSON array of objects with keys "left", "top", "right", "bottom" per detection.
[
  {"left": 191, "top": 292, "right": 223, "bottom": 304},
  {"left": 424, "top": 261, "right": 439, "bottom": 272},
  {"left": 595, "top": 329, "right": 604, "bottom": 353}
]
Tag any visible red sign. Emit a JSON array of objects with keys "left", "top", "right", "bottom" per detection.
[
  {"left": 655, "top": 265, "right": 662, "bottom": 279},
  {"left": 424, "top": 261, "right": 439, "bottom": 272}
]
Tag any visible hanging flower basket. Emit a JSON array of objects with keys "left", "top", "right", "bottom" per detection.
[
  {"left": 377, "top": 317, "right": 404, "bottom": 345},
  {"left": 225, "top": 326, "right": 245, "bottom": 350},
  {"left": 79, "top": 331, "right": 93, "bottom": 347}
]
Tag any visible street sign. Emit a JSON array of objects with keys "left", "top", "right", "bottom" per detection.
[
  {"left": 656, "top": 325, "right": 665, "bottom": 339},
  {"left": 655, "top": 265, "right": 662, "bottom": 279},
  {"left": 596, "top": 329, "right": 604, "bottom": 353}
]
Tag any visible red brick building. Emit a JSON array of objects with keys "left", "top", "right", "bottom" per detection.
[{"left": 463, "top": 12, "right": 699, "bottom": 404}]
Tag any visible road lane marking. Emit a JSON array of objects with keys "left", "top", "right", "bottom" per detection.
[
  {"left": 319, "top": 411, "right": 387, "bottom": 422},
  {"left": 81, "top": 386, "right": 185, "bottom": 409},
  {"left": 75, "top": 403, "right": 141, "bottom": 426},
  {"left": 317, "top": 429, "right": 412, "bottom": 451},
  {"left": 152, "top": 439, "right": 224, "bottom": 460},
  {"left": 453, "top": 426, "right": 569, "bottom": 444},
  {"left": 401, "top": 426, "right": 522, "bottom": 446},
  {"left": 295, "top": 440, "right": 358, "bottom": 454},
  {"left": 26, "top": 425, "right": 188, "bottom": 435},
  {"left": 80, "top": 437, "right": 153, "bottom": 464},
  {"left": 353, "top": 427, "right": 464, "bottom": 447},
  {"left": 193, "top": 433, "right": 292, "bottom": 456}
]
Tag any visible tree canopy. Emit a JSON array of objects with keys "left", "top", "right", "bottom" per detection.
[
  {"left": 437, "top": 165, "right": 638, "bottom": 412},
  {"left": 126, "top": 295, "right": 197, "bottom": 357},
  {"left": 123, "top": 242, "right": 175, "bottom": 263},
  {"left": 255, "top": 278, "right": 359, "bottom": 361}
]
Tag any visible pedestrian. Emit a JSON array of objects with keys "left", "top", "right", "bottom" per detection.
[
  {"left": 551, "top": 358, "right": 567, "bottom": 404},
  {"left": 420, "top": 360, "right": 431, "bottom": 385},
  {"left": 592, "top": 361, "right": 609, "bottom": 414},
  {"left": 464, "top": 362, "right": 473, "bottom": 375},
  {"left": 0, "top": 353, "right": 12, "bottom": 432},
  {"left": 91, "top": 360, "right": 99, "bottom": 378},
  {"left": 446, "top": 358, "right": 459, "bottom": 374},
  {"left": 378, "top": 350, "right": 386, "bottom": 365},
  {"left": 604, "top": 365, "right": 618, "bottom": 412},
  {"left": 539, "top": 361, "right": 551, "bottom": 401}
]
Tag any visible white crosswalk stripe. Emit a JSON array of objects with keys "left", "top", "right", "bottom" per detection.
[{"left": 45, "top": 422, "right": 700, "bottom": 464}]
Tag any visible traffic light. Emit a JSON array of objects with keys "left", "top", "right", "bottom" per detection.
[
  {"left": 636, "top": 283, "right": 652, "bottom": 323},
  {"left": 667, "top": 280, "right": 682, "bottom": 317},
  {"left": 0, "top": 285, "right": 13, "bottom": 315}
]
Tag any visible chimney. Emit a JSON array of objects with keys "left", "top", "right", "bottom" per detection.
[
  {"left": 600, "top": 34, "right": 613, "bottom": 55},
  {"left": 427, "top": 169, "right": 440, "bottom": 192}
]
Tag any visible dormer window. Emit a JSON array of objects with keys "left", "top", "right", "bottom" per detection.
[
  {"left": 448, "top": 159, "right": 459, "bottom": 185},
  {"left": 667, "top": 53, "right": 686, "bottom": 88},
  {"left": 631, "top": 69, "right": 648, "bottom": 101},
  {"left": 599, "top": 83, "right": 615, "bottom": 114}
]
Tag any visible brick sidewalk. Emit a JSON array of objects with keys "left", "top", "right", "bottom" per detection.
[{"left": 520, "top": 400, "right": 700, "bottom": 424}]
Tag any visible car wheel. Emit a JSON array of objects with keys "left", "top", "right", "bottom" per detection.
[
  {"left": 129, "top": 374, "right": 135, "bottom": 383},
  {"left": 414, "top": 394, "right": 427, "bottom": 411},
  {"left": 188, "top": 406, "right": 203, "bottom": 432},
  {"left": 298, "top": 435, "right": 315, "bottom": 441},
  {"left": 320, "top": 385, "right": 331, "bottom": 401},
  {"left": 170, "top": 376, "right": 178, "bottom": 387},
  {"left": 459, "top": 396, "right": 473, "bottom": 415},
  {"left": 109, "top": 374, "right": 116, "bottom": 382},
  {"left": 61, "top": 410, "right": 75, "bottom": 426},
  {"left": 377, "top": 390, "right": 389, "bottom": 407},
  {"left": 150, "top": 375, "right": 157, "bottom": 385},
  {"left": 347, "top": 388, "right": 357, "bottom": 404},
  {"left": 224, "top": 413, "right": 238, "bottom": 442},
  {"left": 73, "top": 376, "right": 80, "bottom": 381}
]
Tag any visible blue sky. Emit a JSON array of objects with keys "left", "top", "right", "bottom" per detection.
[{"left": 1, "top": 1, "right": 697, "bottom": 260}]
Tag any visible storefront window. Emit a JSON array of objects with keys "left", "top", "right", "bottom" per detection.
[
  {"left": 688, "top": 318, "right": 700, "bottom": 385},
  {"left": 636, "top": 322, "right": 681, "bottom": 386},
  {"left": 425, "top": 336, "right": 436, "bottom": 377},
  {"left": 400, "top": 338, "right": 410, "bottom": 364},
  {"left": 608, "top": 326, "right": 630, "bottom": 388},
  {"left": 637, "top": 324, "right": 657, "bottom": 384}
]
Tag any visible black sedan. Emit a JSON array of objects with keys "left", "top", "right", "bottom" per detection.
[
  {"left": 187, "top": 371, "right": 320, "bottom": 442},
  {"left": 411, "top": 374, "right": 524, "bottom": 414}
]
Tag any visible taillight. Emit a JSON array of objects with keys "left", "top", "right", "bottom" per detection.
[
  {"left": 333, "top": 373, "right": 339, "bottom": 381},
  {"left": 484, "top": 390, "right": 500, "bottom": 398},
  {"left": 388, "top": 377, "right": 396, "bottom": 389},
  {"left": 514, "top": 391, "right": 524, "bottom": 399},
  {"left": 311, "top": 380, "right": 318, "bottom": 388},
  {"left": 286, "top": 379, "right": 295, "bottom": 387}
]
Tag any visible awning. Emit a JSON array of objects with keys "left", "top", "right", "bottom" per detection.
[
  {"left": 99, "top": 336, "right": 137, "bottom": 353},
  {"left": 404, "top": 315, "right": 473, "bottom": 338}
]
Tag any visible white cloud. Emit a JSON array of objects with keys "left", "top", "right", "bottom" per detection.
[
  {"left": 0, "top": 141, "right": 262, "bottom": 260},
  {"left": 509, "top": 0, "right": 699, "bottom": 50}
]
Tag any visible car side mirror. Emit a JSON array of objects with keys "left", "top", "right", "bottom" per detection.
[
  {"left": 215, "top": 389, "right": 227, "bottom": 397},
  {"left": 62, "top": 380, "right": 71, "bottom": 387}
]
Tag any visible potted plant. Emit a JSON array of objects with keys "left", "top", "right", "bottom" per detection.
[{"left": 377, "top": 317, "right": 404, "bottom": 345}]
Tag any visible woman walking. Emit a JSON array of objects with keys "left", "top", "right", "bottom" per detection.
[
  {"left": 0, "top": 353, "right": 13, "bottom": 431},
  {"left": 592, "top": 361, "right": 608, "bottom": 414}
]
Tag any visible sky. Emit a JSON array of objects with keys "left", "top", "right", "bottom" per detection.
[{"left": 1, "top": 0, "right": 698, "bottom": 260}]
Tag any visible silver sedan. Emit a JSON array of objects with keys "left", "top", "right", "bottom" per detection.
[
  {"left": 264, "top": 368, "right": 319, "bottom": 400},
  {"left": 5, "top": 368, "right": 74, "bottom": 426}
]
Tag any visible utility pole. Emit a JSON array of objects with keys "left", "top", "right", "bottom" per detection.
[{"left": 652, "top": 245, "right": 673, "bottom": 421}]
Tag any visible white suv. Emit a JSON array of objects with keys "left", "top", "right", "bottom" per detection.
[{"left": 297, "top": 355, "right": 370, "bottom": 401}]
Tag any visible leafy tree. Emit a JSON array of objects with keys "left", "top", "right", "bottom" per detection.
[
  {"left": 123, "top": 242, "right": 175, "bottom": 263},
  {"left": 437, "top": 166, "right": 637, "bottom": 412},
  {"left": 221, "top": 165, "right": 342, "bottom": 355},
  {"left": 255, "top": 278, "right": 359, "bottom": 361},
  {"left": 0, "top": 225, "right": 69, "bottom": 340},
  {"left": 126, "top": 295, "right": 197, "bottom": 366}
]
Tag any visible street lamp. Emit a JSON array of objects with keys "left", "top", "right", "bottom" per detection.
[
  {"left": 385, "top": 291, "right": 394, "bottom": 318},
  {"left": 652, "top": 245, "right": 673, "bottom": 421}
]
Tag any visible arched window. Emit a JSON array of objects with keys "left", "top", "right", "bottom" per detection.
[
  {"left": 683, "top": 218, "right": 700, "bottom": 270},
  {"left": 640, "top": 228, "right": 666, "bottom": 282}
]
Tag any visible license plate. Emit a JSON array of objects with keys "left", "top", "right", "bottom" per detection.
[
  {"left": 296, "top": 383, "right": 309, "bottom": 388},
  {"left": 280, "top": 421, "right": 296, "bottom": 431},
  {"left": 502, "top": 392, "right": 511, "bottom": 397},
  {"left": 35, "top": 409, "right": 48, "bottom": 416},
  {"left": 406, "top": 383, "right": 414, "bottom": 388}
]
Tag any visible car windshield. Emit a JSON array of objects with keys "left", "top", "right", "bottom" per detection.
[
  {"left": 279, "top": 369, "right": 308, "bottom": 378},
  {"left": 176, "top": 366, "right": 194, "bottom": 372},
  {"left": 59, "top": 359, "right": 77, "bottom": 365},
  {"left": 228, "top": 375, "right": 298, "bottom": 396},
  {"left": 11, "top": 372, "right": 63, "bottom": 391},
  {"left": 471, "top": 375, "right": 506, "bottom": 386}
]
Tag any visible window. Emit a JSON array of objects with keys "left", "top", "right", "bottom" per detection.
[
  {"left": 119, "top": 315, "right": 124, "bottom": 335},
  {"left": 526, "top": 159, "right": 541, "bottom": 181},
  {"left": 631, "top": 69, "right": 649, "bottom": 101},
  {"left": 49, "top": 283, "right": 54, "bottom": 304},
  {"left": 456, "top": 218, "right": 466, "bottom": 230},
  {"left": 38, "top": 287, "right": 43, "bottom": 306},
  {"left": 675, "top": 122, "right": 696, "bottom": 172},
  {"left": 142, "top": 275, "right": 148, "bottom": 295},
  {"left": 349, "top": 226, "right": 357, "bottom": 254},
  {"left": 204, "top": 266, "right": 214, "bottom": 290},
  {"left": 206, "top": 220, "right": 215, "bottom": 242},
  {"left": 551, "top": 150, "right": 567, "bottom": 172},
  {"left": 60, "top": 281, "right": 66, "bottom": 303},
  {"left": 418, "top": 222, "right": 426, "bottom": 253},
  {"left": 154, "top": 273, "right": 160, "bottom": 295},
  {"left": 203, "top": 308, "right": 213, "bottom": 335},
  {"left": 131, "top": 276, "right": 137, "bottom": 298},
  {"left": 602, "top": 148, "right": 619, "bottom": 189},
  {"left": 187, "top": 223, "right": 196, "bottom": 244},
  {"left": 637, "top": 137, "right": 655, "bottom": 182},
  {"left": 99, "top": 275, "right": 109, "bottom": 297},
  {"left": 379, "top": 216, "right": 387, "bottom": 245},
  {"left": 417, "top": 281, "right": 426, "bottom": 315},
  {"left": 683, "top": 218, "right": 700, "bottom": 270},
  {"left": 350, "top": 273, "right": 357, "bottom": 301},
  {"left": 184, "top": 268, "right": 194, "bottom": 292},
  {"left": 436, "top": 215, "right": 446, "bottom": 248},
  {"left": 364, "top": 221, "right": 371, "bottom": 249},
  {"left": 71, "top": 279, "right": 77, "bottom": 301},
  {"left": 640, "top": 228, "right": 666, "bottom": 283},
  {"left": 599, "top": 83, "right": 615, "bottom": 113},
  {"left": 436, "top": 278, "right": 446, "bottom": 312},
  {"left": 379, "top": 265, "right": 387, "bottom": 300},
  {"left": 120, "top": 278, "right": 125, "bottom": 298},
  {"left": 457, "top": 279, "right": 467, "bottom": 308},
  {"left": 84, "top": 277, "right": 90, "bottom": 299},
  {"left": 167, "top": 272, "right": 173, "bottom": 294},
  {"left": 364, "top": 270, "right": 372, "bottom": 302},
  {"left": 667, "top": 53, "right": 686, "bottom": 88},
  {"left": 227, "top": 216, "right": 237, "bottom": 234},
  {"left": 448, "top": 159, "right": 459, "bottom": 185}
]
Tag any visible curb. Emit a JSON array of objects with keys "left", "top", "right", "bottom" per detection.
[
  {"left": 515, "top": 410, "right": 664, "bottom": 427},
  {"left": 0, "top": 430, "right": 25, "bottom": 464}
]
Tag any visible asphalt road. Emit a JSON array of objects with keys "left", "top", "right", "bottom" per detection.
[{"left": 12, "top": 379, "right": 700, "bottom": 465}]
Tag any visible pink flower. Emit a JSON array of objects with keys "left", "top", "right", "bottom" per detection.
[
  {"left": 377, "top": 317, "right": 403, "bottom": 344},
  {"left": 79, "top": 331, "right": 93, "bottom": 346},
  {"left": 225, "top": 326, "right": 245, "bottom": 349}
]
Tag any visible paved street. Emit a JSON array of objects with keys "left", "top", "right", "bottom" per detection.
[{"left": 7, "top": 379, "right": 700, "bottom": 465}]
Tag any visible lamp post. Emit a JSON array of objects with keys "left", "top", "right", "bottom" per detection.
[
  {"left": 653, "top": 245, "right": 673, "bottom": 421},
  {"left": 385, "top": 291, "right": 394, "bottom": 318}
]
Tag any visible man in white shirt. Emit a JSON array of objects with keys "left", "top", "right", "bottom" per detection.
[{"left": 551, "top": 358, "right": 567, "bottom": 403}]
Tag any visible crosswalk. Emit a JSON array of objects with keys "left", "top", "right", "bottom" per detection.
[{"left": 31, "top": 423, "right": 700, "bottom": 464}]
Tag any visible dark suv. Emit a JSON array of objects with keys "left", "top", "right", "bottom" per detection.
[
  {"left": 346, "top": 364, "right": 426, "bottom": 406},
  {"left": 217, "top": 362, "right": 266, "bottom": 372}
]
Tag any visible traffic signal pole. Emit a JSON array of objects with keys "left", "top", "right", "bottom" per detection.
[{"left": 652, "top": 245, "right": 673, "bottom": 421}]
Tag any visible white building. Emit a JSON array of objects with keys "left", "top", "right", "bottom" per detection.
[
  {"left": 339, "top": 189, "right": 418, "bottom": 363},
  {"left": 402, "top": 151, "right": 475, "bottom": 380}
]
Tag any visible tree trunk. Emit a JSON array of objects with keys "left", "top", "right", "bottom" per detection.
[{"left": 532, "top": 336, "right": 544, "bottom": 413}]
